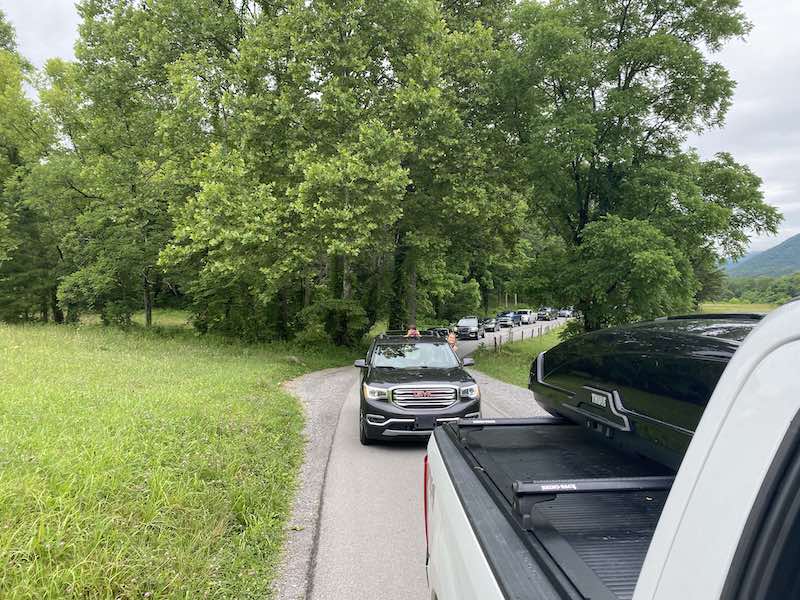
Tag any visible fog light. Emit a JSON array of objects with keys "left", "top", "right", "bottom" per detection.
[{"left": 366, "top": 414, "right": 387, "bottom": 426}]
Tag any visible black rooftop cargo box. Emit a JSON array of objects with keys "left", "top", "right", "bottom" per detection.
[{"left": 529, "top": 315, "right": 762, "bottom": 469}]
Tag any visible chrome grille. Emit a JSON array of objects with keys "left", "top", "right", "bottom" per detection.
[{"left": 392, "top": 387, "right": 457, "bottom": 409}]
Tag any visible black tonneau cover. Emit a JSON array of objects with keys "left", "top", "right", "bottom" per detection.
[{"left": 441, "top": 418, "right": 675, "bottom": 600}]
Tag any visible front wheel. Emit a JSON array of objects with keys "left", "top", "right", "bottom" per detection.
[{"left": 359, "top": 413, "right": 373, "bottom": 446}]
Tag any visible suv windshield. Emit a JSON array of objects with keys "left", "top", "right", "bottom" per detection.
[
  {"left": 457, "top": 318, "right": 478, "bottom": 327},
  {"left": 371, "top": 342, "right": 460, "bottom": 369}
]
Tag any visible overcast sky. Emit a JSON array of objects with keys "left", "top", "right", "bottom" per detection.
[{"left": 1, "top": 0, "right": 798, "bottom": 253}]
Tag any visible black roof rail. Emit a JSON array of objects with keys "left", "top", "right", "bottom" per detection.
[
  {"left": 377, "top": 331, "right": 445, "bottom": 340},
  {"left": 456, "top": 416, "right": 567, "bottom": 428},
  {"left": 512, "top": 475, "right": 675, "bottom": 527},
  {"left": 378, "top": 329, "right": 410, "bottom": 338},
  {"left": 420, "top": 329, "right": 449, "bottom": 337},
  {"left": 513, "top": 475, "right": 675, "bottom": 496}
]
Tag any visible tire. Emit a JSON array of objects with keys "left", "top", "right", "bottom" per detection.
[{"left": 359, "top": 413, "right": 373, "bottom": 446}]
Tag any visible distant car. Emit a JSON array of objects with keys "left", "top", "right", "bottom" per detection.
[
  {"left": 537, "top": 307, "right": 557, "bottom": 321},
  {"left": 456, "top": 316, "right": 485, "bottom": 340},
  {"left": 424, "top": 327, "right": 451, "bottom": 338},
  {"left": 516, "top": 309, "right": 536, "bottom": 324},
  {"left": 558, "top": 308, "right": 573, "bottom": 318},
  {"left": 497, "top": 311, "right": 521, "bottom": 328},
  {"left": 483, "top": 318, "right": 499, "bottom": 332}
]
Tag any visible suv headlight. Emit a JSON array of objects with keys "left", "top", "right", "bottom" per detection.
[
  {"left": 461, "top": 384, "right": 480, "bottom": 399},
  {"left": 363, "top": 383, "right": 388, "bottom": 400},
  {"left": 470, "top": 327, "right": 478, "bottom": 332}
]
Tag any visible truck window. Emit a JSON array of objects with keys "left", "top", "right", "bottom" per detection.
[{"left": 724, "top": 413, "right": 800, "bottom": 600}]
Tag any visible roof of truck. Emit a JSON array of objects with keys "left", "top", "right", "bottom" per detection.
[{"left": 630, "top": 314, "right": 762, "bottom": 343}]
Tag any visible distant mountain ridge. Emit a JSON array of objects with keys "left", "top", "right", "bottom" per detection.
[{"left": 726, "top": 234, "right": 800, "bottom": 278}]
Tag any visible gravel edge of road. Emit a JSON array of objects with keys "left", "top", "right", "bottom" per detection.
[{"left": 271, "top": 366, "right": 356, "bottom": 600}]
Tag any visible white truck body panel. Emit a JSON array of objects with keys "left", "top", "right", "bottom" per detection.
[
  {"left": 426, "top": 438, "right": 505, "bottom": 600},
  {"left": 635, "top": 300, "right": 800, "bottom": 599}
]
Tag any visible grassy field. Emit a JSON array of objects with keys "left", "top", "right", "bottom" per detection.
[
  {"left": 0, "top": 319, "right": 354, "bottom": 599},
  {"left": 472, "top": 327, "right": 564, "bottom": 389},
  {"left": 79, "top": 308, "right": 192, "bottom": 329},
  {"left": 699, "top": 302, "right": 778, "bottom": 314}
]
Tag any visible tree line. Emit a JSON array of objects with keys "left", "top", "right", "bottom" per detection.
[
  {"left": 0, "top": 0, "right": 781, "bottom": 344},
  {"left": 714, "top": 273, "right": 800, "bottom": 306}
]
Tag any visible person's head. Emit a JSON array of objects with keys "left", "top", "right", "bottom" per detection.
[
  {"left": 408, "top": 323, "right": 417, "bottom": 331},
  {"left": 447, "top": 332, "right": 456, "bottom": 345}
]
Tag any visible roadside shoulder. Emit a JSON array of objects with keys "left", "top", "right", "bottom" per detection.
[
  {"left": 468, "top": 368, "right": 548, "bottom": 419},
  {"left": 272, "top": 366, "right": 358, "bottom": 600}
]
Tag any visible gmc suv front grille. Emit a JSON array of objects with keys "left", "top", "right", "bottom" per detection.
[{"left": 392, "top": 387, "right": 457, "bottom": 409}]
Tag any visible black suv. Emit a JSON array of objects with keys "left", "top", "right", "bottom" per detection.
[
  {"left": 456, "top": 316, "right": 485, "bottom": 340},
  {"left": 354, "top": 334, "right": 481, "bottom": 445},
  {"left": 537, "top": 307, "right": 557, "bottom": 321}
]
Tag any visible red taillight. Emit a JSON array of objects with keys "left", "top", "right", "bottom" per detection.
[{"left": 423, "top": 454, "right": 430, "bottom": 550}]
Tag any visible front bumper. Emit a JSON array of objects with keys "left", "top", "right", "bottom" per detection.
[
  {"left": 362, "top": 396, "right": 481, "bottom": 438},
  {"left": 457, "top": 330, "right": 479, "bottom": 339}
]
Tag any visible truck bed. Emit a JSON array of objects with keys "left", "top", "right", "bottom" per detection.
[{"left": 441, "top": 418, "right": 675, "bottom": 600}]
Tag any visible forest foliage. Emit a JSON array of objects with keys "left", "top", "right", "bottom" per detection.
[
  {"left": 0, "top": 0, "right": 782, "bottom": 343},
  {"left": 716, "top": 272, "right": 800, "bottom": 306}
]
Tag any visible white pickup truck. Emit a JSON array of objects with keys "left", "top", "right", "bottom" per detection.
[{"left": 425, "top": 300, "right": 800, "bottom": 600}]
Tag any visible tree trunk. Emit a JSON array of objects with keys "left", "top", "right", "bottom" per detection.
[
  {"left": 580, "top": 300, "right": 601, "bottom": 332},
  {"left": 41, "top": 301, "right": 49, "bottom": 323},
  {"left": 303, "top": 277, "right": 313, "bottom": 307},
  {"left": 406, "top": 258, "right": 417, "bottom": 326},
  {"left": 342, "top": 256, "right": 352, "bottom": 300},
  {"left": 388, "top": 231, "right": 407, "bottom": 330},
  {"left": 51, "top": 288, "right": 64, "bottom": 324},
  {"left": 280, "top": 288, "right": 290, "bottom": 339},
  {"left": 143, "top": 275, "right": 153, "bottom": 328},
  {"left": 327, "top": 253, "right": 344, "bottom": 306}
]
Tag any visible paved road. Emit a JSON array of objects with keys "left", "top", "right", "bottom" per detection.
[
  {"left": 305, "top": 320, "right": 562, "bottom": 600},
  {"left": 456, "top": 317, "right": 566, "bottom": 357}
]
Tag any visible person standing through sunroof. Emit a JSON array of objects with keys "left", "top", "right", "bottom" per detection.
[{"left": 447, "top": 332, "right": 458, "bottom": 353}]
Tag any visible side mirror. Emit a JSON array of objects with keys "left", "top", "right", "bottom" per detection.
[
  {"left": 354, "top": 359, "right": 367, "bottom": 369},
  {"left": 463, "top": 357, "right": 475, "bottom": 367}
]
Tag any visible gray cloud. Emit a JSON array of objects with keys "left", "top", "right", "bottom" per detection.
[
  {"left": 0, "top": 0, "right": 80, "bottom": 67},
  {"left": 2, "top": 0, "right": 798, "bottom": 252},
  {"left": 688, "top": 1, "right": 800, "bottom": 251}
]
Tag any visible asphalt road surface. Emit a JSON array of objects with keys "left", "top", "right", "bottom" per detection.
[
  {"left": 456, "top": 317, "right": 566, "bottom": 358},
  {"left": 306, "top": 319, "right": 562, "bottom": 600}
]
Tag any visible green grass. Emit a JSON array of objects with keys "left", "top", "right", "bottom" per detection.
[
  {"left": 0, "top": 320, "right": 355, "bottom": 599},
  {"left": 472, "top": 327, "right": 565, "bottom": 389},
  {"left": 699, "top": 302, "right": 778, "bottom": 314},
  {"left": 79, "top": 308, "right": 192, "bottom": 329}
]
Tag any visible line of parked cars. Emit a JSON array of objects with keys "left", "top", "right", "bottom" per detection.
[{"left": 416, "top": 307, "right": 576, "bottom": 341}]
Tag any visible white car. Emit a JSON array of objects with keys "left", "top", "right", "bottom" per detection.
[{"left": 516, "top": 309, "right": 535, "bottom": 324}]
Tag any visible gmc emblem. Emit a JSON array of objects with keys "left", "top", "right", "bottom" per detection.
[{"left": 413, "top": 390, "right": 434, "bottom": 398}]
